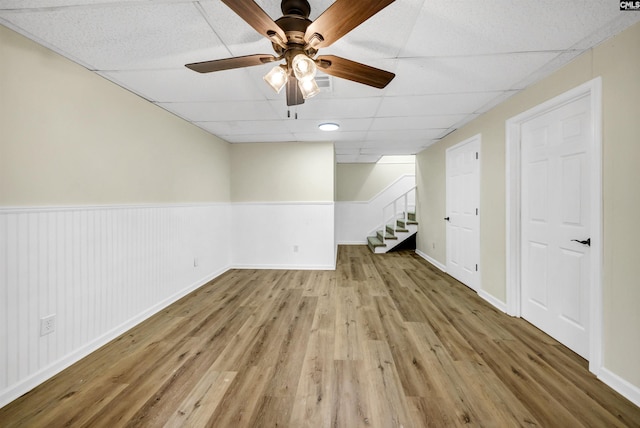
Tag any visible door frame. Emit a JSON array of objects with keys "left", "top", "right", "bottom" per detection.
[
  {"left": 505, "top": 77, "right": 602, "bottom": 374},
  {"left": 446, "top": 134, "right": 481, "bottom": 291}
]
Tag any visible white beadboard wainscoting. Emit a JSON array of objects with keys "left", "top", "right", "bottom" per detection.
[
  {"left": 336, "top": 175, "right": 416, "bottom": 244},
  {"left": 0, "top": 203, "right": 232, "bottom": 407},
  {"left": 231, "top": 202, "right": 336, "bottom": 270}
]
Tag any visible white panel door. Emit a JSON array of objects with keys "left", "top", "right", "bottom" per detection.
[
  {"left": 521, "top": 94, "right": 591, "bottom": 359},
  {"left": 446, "top": 135, "right": 480, "bottom": 290}
]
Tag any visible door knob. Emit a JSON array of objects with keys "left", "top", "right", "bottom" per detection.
[
  {"left": 444, "top": 217, "right": 450, "bottom": 222},
  {"left": 571, "top": 238, "right": 591, "bottom": 246}
]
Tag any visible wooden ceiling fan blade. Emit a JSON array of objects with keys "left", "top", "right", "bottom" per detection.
[
  {"left": 221, "top": 0, "right": 287, "bottom": 48},
  {"left": 316, "top": 55, "right": 395, "bottom": 89},
  {"left": 304, "top": 0, "right": 395, "bottom": 48},
  {"left": 286, "top": 76, "right": 305, "bottom": 106},
  {"left": 185, "top": 54, "right": 277, "bottom": 73}
]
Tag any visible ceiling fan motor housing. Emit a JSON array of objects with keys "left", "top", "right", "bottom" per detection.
[
  {"left": 281, "top": 0, "right": 311, "bottom": 17},
  {"left": 274, "top": 0, "right": 313, "bottom": 50}
]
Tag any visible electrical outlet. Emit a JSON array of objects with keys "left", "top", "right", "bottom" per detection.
[
  {"left": 193, "top": 257, "right": 199, "bottom": 267},
  {"left": 293, "top": 245, "right": 299, "bottom": 253},
  {"left": 40, "top": 315, "right": 56, "bottom": 336}
]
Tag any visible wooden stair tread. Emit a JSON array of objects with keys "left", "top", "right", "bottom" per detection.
[{"left": 367, "top": 236, "right": 386, "bottom": 247}]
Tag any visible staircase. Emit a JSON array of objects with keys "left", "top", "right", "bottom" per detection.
[
  {"left": 366, "top": 187, "right": 418, "bottom": 253},
  {"left": 367, "top": 212, "right": 418, "bottom": 253}
]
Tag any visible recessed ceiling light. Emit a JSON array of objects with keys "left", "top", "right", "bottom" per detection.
[{"left": 318, "top": 123, "right": 340, "bottom": 131}]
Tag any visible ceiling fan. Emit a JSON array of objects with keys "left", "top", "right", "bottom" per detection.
[{"left": 185, "top": 0, "right": 396, "bottom": 106}]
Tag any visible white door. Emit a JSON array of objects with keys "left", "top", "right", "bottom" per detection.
[
  {"left": 521, "top": 94, "right": 591, "bottom": 359},
  {"left": 446, "top": 135, "right": 480, "bottom": 290}
]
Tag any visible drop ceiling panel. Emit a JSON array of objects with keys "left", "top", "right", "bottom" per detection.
[
  {"left": 100, "top": 68, "right": 262, "bottom": 103},
  {"left": 369, "top": 115, "right": 467, "bottom": 131},
  {"left": 196, "top": 119, "right": 291, "bottom": 137},
  {"left": 283, "top": 118, "right": 373, "bottom": 133},
  {"left": 293, "top": 131, "right": 368, "bottom": 142},
  {"left": 197, "top": 0, "right": 267, "bottom": 58},
  {"left": 268, "top": 97, "right": 382, "bottom": 120},
  {"left": 159, "top": 100, "right": 279, "bottom": 122},
  {"left": 219, "top": 133, "right": 297, "bottom": 143},
  {"left": 337, "top": 154, "right": 382, "bottom": 163},
  {"left": 0, "top": 0, "right": 148, "bottom": 7},
  {"left": 377, "top": 92, "right": 501, "bottom": 117},
  {"left": 401, "top": 0, "right": 623, "bottom": 57},
  {"left": 365, "top": 128, "right": 445, "bottom": 142},
  {"left": 0, "top": 2, "right": 225, "bottom": 70},
  {"left": 317, "top": 0, "right": 422, "bottom": 59},
  {"left": 361, "top": 146, "right": 422, "bottom": 155},
  {"left": 388, "top": 52, "right": 561, "bottom": 96},
  {"left": 333, "top": 140, "right": 374, "bottom": 150},
  {"left": 363, "top": 141, "right": 431, "bottom": 152}
]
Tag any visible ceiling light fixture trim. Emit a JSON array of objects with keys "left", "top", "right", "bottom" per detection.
[{"left": 319, "top": 122, "right": 340, "bottom": 131}]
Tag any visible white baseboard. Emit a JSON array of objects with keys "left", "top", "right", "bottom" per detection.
[
  {"left": 478, "top": 289, "right": 508, "bottom": 313},
  {"left": 337, "top": 241, "right": 368, "bottom": 245},
  {"left": 232, "top": 264, "right": 335, "bottom": 271},
  {"left": 0, "top": 267, "right": 229, "bottom": 409},
  {"left": 599, "top": 367, "right": 640, "bottom": 408},
  {"left": 415, "top": 249, "right": 447, "bottom": 272}
]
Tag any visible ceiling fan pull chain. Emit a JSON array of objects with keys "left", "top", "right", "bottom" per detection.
[{"left": 286, "top": 108, "right": 299, "bottom": 119}]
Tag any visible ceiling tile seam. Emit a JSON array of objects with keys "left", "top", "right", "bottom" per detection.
[
  {"left": 362, "top": 92, "right": 389, "bottom": 138},
  {"left": 158, "top": 99, "right": 277, "bottom": 106},
  {"left": 389, "top": 0, "right": 429, "bottom": 59},
  {"left": 381, "top": 90, "right": 512, "bottom": 99},
  {"left": 396, "top": 49, "right": 574, "bottom": 60},
  {"left": 372, "top": 114, "right": 468, "bottom": 119},
  {"left": 96, "top": 66, "right": 189, "bottom": 72},
  {"left": 192, "top": 1, "right": 235, "bottom": 59}
]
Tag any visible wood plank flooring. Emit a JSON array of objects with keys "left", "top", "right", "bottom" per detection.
[{"left": 1, "top": 245, "right": 639, "bottom": 427}]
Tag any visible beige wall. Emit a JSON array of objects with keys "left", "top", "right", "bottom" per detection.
[
  {"left": 336, "top": 162, "right": 415, "bottom": 202},
  {"left": 0, "top": 25, "right": 230, "bottom": 206},
  {"left": 416, "top": 22, "right": 640, "bottom": 388},
  {"left": 230, "top": 142, "right": 334, "bottom": 202}
]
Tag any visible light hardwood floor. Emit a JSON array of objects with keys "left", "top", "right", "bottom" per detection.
[{"left": 1, "top": 245, "right": 639, "bottom": 427}]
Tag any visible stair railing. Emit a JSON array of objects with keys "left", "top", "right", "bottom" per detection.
[{"left": 380, "top": 186, "right": 416, "bottom": 244}]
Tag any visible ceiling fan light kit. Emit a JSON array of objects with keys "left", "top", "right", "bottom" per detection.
[
  {"left": 185, "top": 0, "right": 396, "bottom": 106},
  {"left": 298, "top": 77, "right": 320, "bottom": 99},
  {"left": 291, "top": 53, "right": 316, "bottom": 81},
  {"left": 263, "top": 64, "right": 289, "bottom": 93}
]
